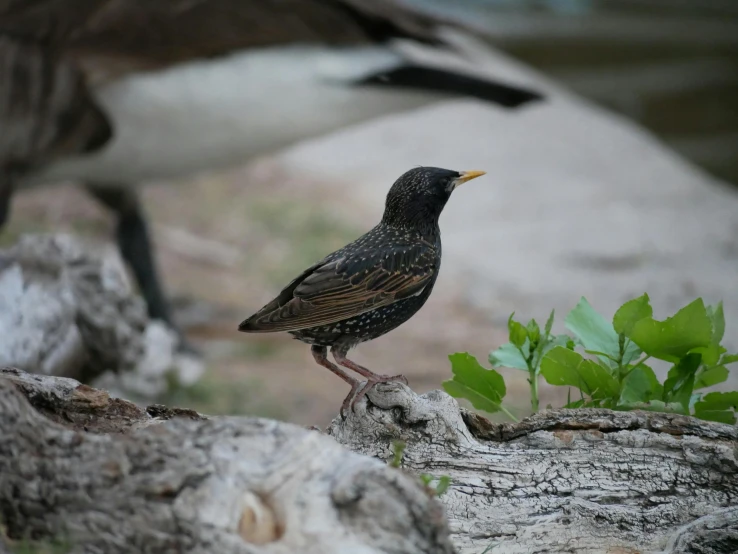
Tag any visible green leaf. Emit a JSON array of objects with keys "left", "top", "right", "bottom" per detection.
[
  {"left": 508, "top": 314, "right": 528, "bottom": 348},
  {"left": 527, "top": 319, "right": 541, "bottom": 345},
  {"left": 617, "top": 400, "right": 687, "bottom": 415},
  {"left": 544, "top": 309, "right": 555, "bottom": 338},
  {"left": 565, "top": 297, "right": 620, "bottom": 362},
  {"left": 663, "top": 353, "right": 702, "bottom": 410},
  {"left": 443, "top": 352, "right": 506, "bottom": 414},
  {"left": 696, "top": 344, "right": 722, "bottom": 367},
  {"left": 689, "top": 393, "right": 702, "bottom": 412},
  {"left": 694, "top": 392, "right": 738, "bottom": 424},
  {"left": 489, "top": 342, "right": 529, "bottom": 370},
  {"left": 696, "top": 391, "right": 738, "bottom": 410},
  {"left": 697, "top": 302, "right": 726, "bottom": 365},
  {"left": 693, "top": 409, "right": 736, "bottom": 424},
  {"left": 538, "top": 334, "right": 575, "bottom": 363},
  {"left": 419, "top": 474, "right": 433, "bottom": 486},
  {"left": 613, "top": 294, "right": 652, "bottom": 335},
  {"left": 584, "top": 349, "right": 619, "bottom": 362},
  {"left": 694, "top": 366, "right": 729, "bottom": 390},
  {"left": 628, "top": 299, "right": 712, "bottom": 362},
  {"left": 721, "top": 354, "right": 738, "bottom": 365},
  {"left": 530, "top": 314, "right": 561, "bottom": 369},
  {"left": 619, "top": 336, "right": 643, "bottom": 367},
  {"left": 389, "top": 440, "right": 406, "bottom": 468},
  {"left": 619, "top": 365, "right": 662, "bottom": 404},
  {"left": 707, "top": 303, "right": 725, "bottom": 344},
  {"left": 435, "top": 475, "right": 452, "bottom": 496},
  {"left": 540, "top": 346, "right": 619, "bottom": 400},
  {"left": 564, "top": 398, "right": 586, "bottom": 409}
]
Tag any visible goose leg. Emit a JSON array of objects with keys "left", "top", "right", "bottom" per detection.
[
  {"left": 85, "top": 183, "right": 194, "bottom": 353},
  {"left": 0, "top": 171, "right": 14, "bottom": 228}
]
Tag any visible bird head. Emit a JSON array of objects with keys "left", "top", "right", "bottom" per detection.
[{"left": 381, "top": 166, "right": 485, "bottom": 230}]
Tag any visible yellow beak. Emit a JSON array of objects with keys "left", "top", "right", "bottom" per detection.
[{"left": 455, "top": 170, "right": 486, "bottom": 188}]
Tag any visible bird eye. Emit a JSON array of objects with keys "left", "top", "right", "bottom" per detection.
[{"left": 440, "top": 177, "right": 455, "bottom": 191}]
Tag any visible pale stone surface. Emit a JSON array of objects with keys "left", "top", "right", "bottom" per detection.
[{"left": 0, "top": 234, "right": 203, "bottom": 397}]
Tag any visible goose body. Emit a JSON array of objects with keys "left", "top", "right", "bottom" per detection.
[
  {"left": 26, "top": 45, "right": 453, "bottom": 186},
  {"left": 0, "top": 0, "right": 542, "bottom": 345}
]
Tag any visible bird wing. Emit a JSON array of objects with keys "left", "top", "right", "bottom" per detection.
[
  {"left": 239, "top": 240, "right": 438, "bottom": 333},
  {"left": 0, "top": 0, "right": 441, "bottom": 81},
  {"left": 0, "top": 0, "right": 539, "bottom": 187},
  {"left": 0, "top": 0, "right": 434, "bottom": 185}
]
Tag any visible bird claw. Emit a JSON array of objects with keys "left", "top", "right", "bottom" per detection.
[
  {"left": 340, "top": 381, "right": 363, "bottom": 419},
  {"left": 368, "top": 373, "right": 408, "bottom": 386},
  {"left": 340, "top": 374, "right": 408, "bottom": 418},
  {"left": 390, "top": 374, "right": 409, "bottom": 386}
]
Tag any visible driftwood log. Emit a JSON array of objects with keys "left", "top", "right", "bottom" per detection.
[
  {"left": 0, "top": 367, "right": 455, "bottom": 554},
  {"left": 328, "top": 384, "right": 738, "bottom": 553},
  {"left": 1, "top": 368, "right": 737, "bottom": 554}
]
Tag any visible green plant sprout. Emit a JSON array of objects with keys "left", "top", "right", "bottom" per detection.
[
  {"left": 389, "top": 439, "right": 406, "bottom": 468},
  {"left": 388, "top": 440, "right": 452, "bottom": 497},
  {"left": 443, "top": 295, "right": 738, "bottom": 424},
  {"left": 0, "top": 524, "right": 71, "bottom": 554},
  {"left": 419, "top": 474, "right": 452, "bottom": 497}
]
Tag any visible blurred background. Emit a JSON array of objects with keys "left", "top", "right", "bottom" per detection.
[
  {"left": 3, "top": 0, "right": 738, "bottom": 425},
  {"left": 419, "top": 0, "right": 738, "bottom": 185}
]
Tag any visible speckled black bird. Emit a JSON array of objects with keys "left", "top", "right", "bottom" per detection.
[{"left": 239, "top": 166, "right": 485, "bottom": 415}]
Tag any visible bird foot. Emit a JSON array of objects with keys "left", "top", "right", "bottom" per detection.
[
  {"left": 375, "top": 373, "right": 409, "bottom": 386},
  {"left": 340, "top": 374, "right": 408, "bottom": 419}
]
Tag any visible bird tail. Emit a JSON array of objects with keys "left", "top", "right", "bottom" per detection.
[
  {"left": 357, "top": 64, "right": 542, "bottom": 108},
  {"left": 238, "top": 318, "right": 262, "bottom": 333}
]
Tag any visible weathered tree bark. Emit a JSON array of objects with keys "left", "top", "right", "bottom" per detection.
[
  {"left": 0, "top": 367, "right": 455, "bottom": 554},
  {"left": 327, "top": 383, "right": 738, "bottom": 554},
  {"left": 1, "top": 368, "right": 736, "bottom": 554}
]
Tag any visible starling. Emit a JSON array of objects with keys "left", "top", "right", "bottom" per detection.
[{"left": 239, "top": 166, "right": 485, "bottom": 415}]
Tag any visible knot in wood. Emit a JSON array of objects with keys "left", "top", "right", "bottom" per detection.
[{"left": 238, "top": 491, "right": 282, "bottom": 544}]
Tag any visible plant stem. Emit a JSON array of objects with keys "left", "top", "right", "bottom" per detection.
[
  {"left": 518, "top": 345, "right": 540, "bottom": 413},
  {"left": 632, "top": 354, "right": 652, "bottom": 370},
  {"left": 500, "top": 405, "right": 520, "bottom": 423},
  {"left": 621, "top": 354, "right": 652, "bottom": 381},
  {"left": 529, "top": 371, "right": 539, "bottom": 413}
]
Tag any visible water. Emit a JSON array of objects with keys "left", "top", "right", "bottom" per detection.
[{"left": 408, "top": 0, "right": 738, "bottom": 184}]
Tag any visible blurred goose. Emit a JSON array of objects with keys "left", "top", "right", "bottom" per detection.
[{"left": 0, "top": 0, "right": 542, "bottom": 344}]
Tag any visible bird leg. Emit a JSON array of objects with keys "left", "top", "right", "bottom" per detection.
[
  {"left": 311, "top": 346, "right": 362, "bottom": 418},
  {"left": 331, "top": 346, "right": 408, "bottom": 411},
  {"left": 332, "top": 346, "right": 408, "bottom": 384}
]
